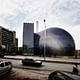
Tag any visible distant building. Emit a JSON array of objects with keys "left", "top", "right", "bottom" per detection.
[
  {"left": 23, "top": 23, "right": 34, "bottom": 55},
  {"left": 0, "top": 26, "right": 18, "bottom": 52},
  {"left": 75, "top": 50, "right": 80, "bottom": 58},
  {"left": 36, "top": 21, "right": 39, "bottom": 32},
  {"left": 34, "top": 28, "right": 75, "bottom": 56},
  {"left": 23, "top": 23, "right": 75, "bottom": 56},
  {"left": 15, "top": 38, "right": 18, "bottom": 47}
]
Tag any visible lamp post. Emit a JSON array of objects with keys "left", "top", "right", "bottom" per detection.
[{"left": 43, "top": 19, "right": 46, "bottom": 61}]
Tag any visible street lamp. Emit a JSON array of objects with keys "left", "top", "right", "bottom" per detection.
[{"left": 43, "top": 19, "right": 46, "bottom": 61}]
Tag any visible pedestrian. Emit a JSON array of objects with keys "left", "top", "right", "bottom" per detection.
[{"left": 72, "top": 63, "right": 79, "bottom": 75}]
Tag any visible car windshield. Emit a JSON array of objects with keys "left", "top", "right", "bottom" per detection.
[
  {"left": 25, "top": 59, "right": 34, "bottom": 61},
  {"left": 48, "top": 71, "right": 80, "bottom": 80}
]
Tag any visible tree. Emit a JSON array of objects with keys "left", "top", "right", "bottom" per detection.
[
  {"left": 16, "top": 47, "right": 23, "bottom": 55},
  {"left": 0, "top": 45, "right": 2, "bottom": 52},
  {"left": 10, "top": 44, "right": 18, "bottom": 53}
]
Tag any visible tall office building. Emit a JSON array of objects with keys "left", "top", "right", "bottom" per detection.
[
  {"left": 0, "top": 26, "right": 18, "bottom": 52},
  {"left": 23, "top": 23, "right": 34, "bottom": 55}
]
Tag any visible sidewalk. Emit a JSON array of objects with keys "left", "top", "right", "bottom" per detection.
[{"left": 4, "top": 55, "right": 80, "bottom": 64}]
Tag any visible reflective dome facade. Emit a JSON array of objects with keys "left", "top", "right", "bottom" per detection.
[{"left": 34, "top": 27, "right": 75, "bottom": 56}]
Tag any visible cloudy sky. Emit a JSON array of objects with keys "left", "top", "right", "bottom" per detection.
[{"left": 0, "top": 0, "right": 80, "bottom": 49}]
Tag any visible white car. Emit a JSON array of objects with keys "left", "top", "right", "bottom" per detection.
[{"left": 0, "top": 61, "right": 12, "bottom": 76}]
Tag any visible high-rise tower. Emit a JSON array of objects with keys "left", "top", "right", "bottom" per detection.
[{"left": 23, "top": 23, "right": 34, "bottom": 55}]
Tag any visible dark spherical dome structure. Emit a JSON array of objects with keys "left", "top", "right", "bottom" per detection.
[{"left": 36, "top": 27, "right": 75, "bottom": 56}]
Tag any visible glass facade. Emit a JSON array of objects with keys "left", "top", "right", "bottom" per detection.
[
  {"left": 23, "top": 23, "right": 34, "bottom": 54},
  {"left": 34, "top": 28, "right": 75, "bottom": 56}
]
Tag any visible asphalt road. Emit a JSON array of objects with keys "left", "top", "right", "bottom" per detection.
[
  {"left": 0, "top": 68, "right": 49, "bottom": 80},
  {"left": 0, "top": 58, "right": 80, "bottom": 73}
]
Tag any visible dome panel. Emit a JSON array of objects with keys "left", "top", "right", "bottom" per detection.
[{"left": 34, "top": 27, "right": 75, "bottom": 56}]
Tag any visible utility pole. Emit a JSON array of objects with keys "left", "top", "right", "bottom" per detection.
[{"left": 43, "top": 19, "right": 46, "bottom": 61}]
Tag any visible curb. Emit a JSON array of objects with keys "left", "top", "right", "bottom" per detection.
[
  {"left": 3, "top": 57, "right": 80, "bottom": 65},
  {"left": 42, "top": 60, "right": 80, "bottom": 65},
  {"left": 4, "top": 57, "right": 22, "bottom": 60}
]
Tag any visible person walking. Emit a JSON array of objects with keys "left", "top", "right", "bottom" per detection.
[{"left": 72, "top": 63, "right": 79, "bottom": 75}]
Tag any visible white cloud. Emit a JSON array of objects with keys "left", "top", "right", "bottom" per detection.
[
  {"left": 0, "top": 0, "right": 80, "bottom": 49},
  {"left": 50, "top": 0, "right": 80, "bottom": 26}
]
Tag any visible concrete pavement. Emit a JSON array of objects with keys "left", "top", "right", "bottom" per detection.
[{"left": 3, "top": 55, "right": 80, "bottom": 64}]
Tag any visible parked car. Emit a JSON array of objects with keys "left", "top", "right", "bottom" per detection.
[
  {"left": 0, "top": 61, "right": 12, "bottom": 76},
  {"left": 48, "top": 71, "right": 80, "bottom": 80},
  {"left": 22, "top": 58, "right": 42, "bottom": 67},
  {"left": 0, "top": 52, "right": 4, "bottom": 58}
]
